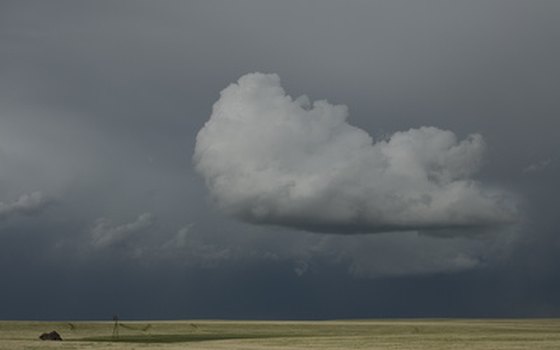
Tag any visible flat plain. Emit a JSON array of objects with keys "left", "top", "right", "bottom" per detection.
[{"left": 1, "top": 319, "right": 560, "bottom": 349}]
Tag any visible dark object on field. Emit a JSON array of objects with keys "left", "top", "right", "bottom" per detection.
[
  {"left": 39, "top": 331, "right": 62, "bottom": 341},
  {"left": 112, "top": 314, "right": 119, "bottom": 338}
]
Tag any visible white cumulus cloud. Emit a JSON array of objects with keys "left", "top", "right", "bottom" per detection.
[
  {"left": 194, "top": 73, "right": 515, "bottom": 234},
  {"left": 91, "top": 213, "right": 155, "bottom": 248}
]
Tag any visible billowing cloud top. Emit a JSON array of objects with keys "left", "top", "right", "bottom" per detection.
[{"left": 194, "top": 73, "right": 515, "bottom": 234}]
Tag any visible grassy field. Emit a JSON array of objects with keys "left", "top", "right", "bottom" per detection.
[{"left": 1, "top": 319, "right": 560, "bottom": 349}]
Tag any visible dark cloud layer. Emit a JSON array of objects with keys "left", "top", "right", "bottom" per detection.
[{"left": 0, "top": 0, "right": 559, "bottom": 319}]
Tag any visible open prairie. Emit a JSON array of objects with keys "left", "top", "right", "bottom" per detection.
[{"left": 1, "top": 319, "right": 560, "bottom": 350}]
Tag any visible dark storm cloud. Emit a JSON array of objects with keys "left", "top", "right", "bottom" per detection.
[{"left": 0, "top": 0, "right": 559, "bottom": 319}]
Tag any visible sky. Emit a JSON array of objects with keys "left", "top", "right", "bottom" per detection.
[{"left": 1, "top": 0, "right": 559, "bottom": 320}]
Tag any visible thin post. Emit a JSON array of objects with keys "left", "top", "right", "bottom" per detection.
[{"left": 112, "top": 314, "right": 119, "bottom": 339}]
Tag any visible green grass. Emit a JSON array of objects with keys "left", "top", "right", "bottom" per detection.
[
  {"left": 81, "top": 333, "right": 295, "bottom": 343},
  {"left": 1, "top": 319, "right": 560, "bottom": 349}
]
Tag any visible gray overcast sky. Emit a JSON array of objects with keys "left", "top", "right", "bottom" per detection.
[{"left": 1, "top": 0, "right": 559, "bottom": 319}]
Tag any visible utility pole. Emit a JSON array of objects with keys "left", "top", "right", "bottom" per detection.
[{"left": 112, "top": 314, "right": 119, "bottom": 339}]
